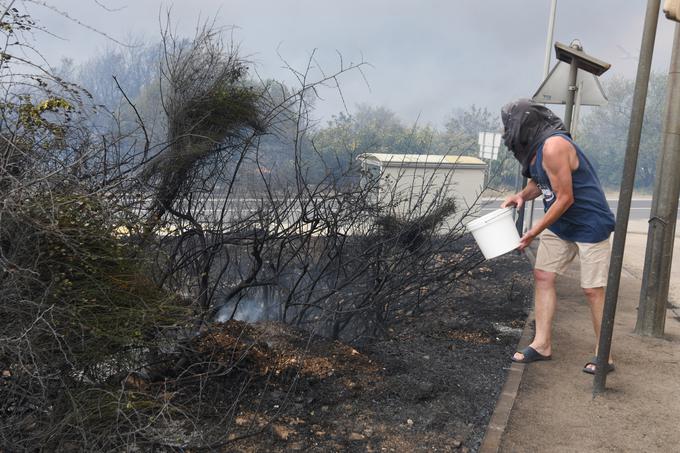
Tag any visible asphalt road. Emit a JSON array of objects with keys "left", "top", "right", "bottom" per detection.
[{"left": 479, "top": 198, "right": 674, "bottom": 222}]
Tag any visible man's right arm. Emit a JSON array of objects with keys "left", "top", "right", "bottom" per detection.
[{"left": 501, "top": 180, "right": 542, "bottom": 209}]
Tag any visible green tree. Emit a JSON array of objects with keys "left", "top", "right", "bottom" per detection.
[
  {"left": 441, "top": 104, "right": 499, "bottom": 156},
  {"left": 311, "top": 104, "right": 440, "bottom": 179},
  {"left": 578, "top": 73, "right": 666, "bottom": 190}
]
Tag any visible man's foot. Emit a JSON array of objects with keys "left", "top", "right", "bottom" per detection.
[
  {"left": 582, "top": 357, "right": 615, "bottom": 375},
  {"left": 511, "top": 346, "right": 552, "bottom": 363}
]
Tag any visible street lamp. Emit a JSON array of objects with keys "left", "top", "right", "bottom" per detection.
[
  {"left": 554, "top": 41, "right": 611, "bottom": 76},
  {"left": 549, "top": 40, "right": 611, "bottom": 132}
]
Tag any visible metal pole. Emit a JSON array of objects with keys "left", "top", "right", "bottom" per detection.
[
  {"left": 513, "top": 162, "right": 522, "bottom": 225},
  {"left": 542, "top": 0, "right": 558, "bottom": 78},
  {"left": 594, "top": 0, "right": 661, "bottom": 394},
  {"left": 635, "top": 21, "right": 680, "bottom": 337},
  {"left": 528, "top": 0, "right": 558, "bottom": 232},
  {"left": 571, "top": 80, "right": 583, "bottom": 139},
  {"left": 516, "top": 177, "right": 527, "bottom": 234},
  {"left": 563, "top": 56, "right": 578, "bottom": 132}
]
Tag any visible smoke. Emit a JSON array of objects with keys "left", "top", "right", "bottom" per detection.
[
  {"left": 214, "top": 286, "right": 283, "bottom": 323},
  {"left": 215, "top": 298, "right": 268, "bottom": 323}
]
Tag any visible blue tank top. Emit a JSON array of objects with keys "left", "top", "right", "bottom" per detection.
[{"left": 529, "top": 133, "right": 615, "bottom": 243}]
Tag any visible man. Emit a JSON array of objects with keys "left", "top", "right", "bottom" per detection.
[{"left": 500, "top": 99, "right": 616, "bottom": 375}]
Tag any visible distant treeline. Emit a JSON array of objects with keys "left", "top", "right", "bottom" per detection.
[{"left": 62, "top": 44, "right": 666, "bottom": 192}]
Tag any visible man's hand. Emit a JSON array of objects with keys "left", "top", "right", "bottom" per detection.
[
  {"left": 501, "top": 193, "right": 524, "bottom": 209},
  {"left": 518, "top": 230, "right": 537, "bottom": 251}
]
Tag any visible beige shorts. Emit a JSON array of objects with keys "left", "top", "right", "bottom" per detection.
[{"left": 534, "top": 229, "right": 611, "bottom": 288}]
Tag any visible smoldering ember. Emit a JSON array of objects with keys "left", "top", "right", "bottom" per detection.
[{"left": 2, "top": 2, "right": 679, "bottom": 453}]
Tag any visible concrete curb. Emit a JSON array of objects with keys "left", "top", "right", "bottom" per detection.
[{"left": 478, "top": 248, "right": 536, "bottom": 453}]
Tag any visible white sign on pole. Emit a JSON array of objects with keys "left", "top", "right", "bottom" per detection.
[
  {"left": 478, "top": 132, "right": 501, "bottom": 160},
  {"left": 532, "top": 60, "right": 608, "bottom": 106}
]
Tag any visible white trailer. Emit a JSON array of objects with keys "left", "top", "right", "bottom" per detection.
[{"left": 357, "top": 153, "right": 487, "bottom": 229}]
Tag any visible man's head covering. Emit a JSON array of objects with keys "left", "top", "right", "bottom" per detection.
[{"left": 501, "top": 99, "right": 569, "bottom": 178}]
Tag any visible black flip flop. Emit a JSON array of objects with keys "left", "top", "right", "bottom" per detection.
[
  {"left": 582, "top": 356, "right": 615, "bottom": 375},
  {"left": 511, "top": 346, "right": 552, "bottom": 363}
]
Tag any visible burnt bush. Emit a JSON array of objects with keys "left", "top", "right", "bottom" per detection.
[{"left": 0, "top": 6, "right": 488, "bottom": 451}]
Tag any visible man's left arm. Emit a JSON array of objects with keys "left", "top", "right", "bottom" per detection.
[{"left": 518, "top": 137, "right": 576, "bottom": 250}]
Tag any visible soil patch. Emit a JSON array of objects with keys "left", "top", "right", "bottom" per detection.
[{"left": 212, "top": 247, "right": 533, "bottom": 452}]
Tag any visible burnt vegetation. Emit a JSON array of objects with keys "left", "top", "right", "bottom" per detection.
[{"left": 0, "top": 7, "right": 518, "bottom": 451}]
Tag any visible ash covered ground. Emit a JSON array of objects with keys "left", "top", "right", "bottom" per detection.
[{"left": 204, "top": 247, "right": 533, "bottom": 453}]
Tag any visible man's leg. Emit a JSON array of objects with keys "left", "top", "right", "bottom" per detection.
[
  {"left": 513, "top": 269, "right": 557, "bottom": 361},
  {"left": 582, "top": 286, "right": 613, "bottom": 370},
  {"left": 583, "top": 287, "right": 605, "bottom": 345},
  {"left": 578, "top": 238, "right": 614, "bottom": 371}
]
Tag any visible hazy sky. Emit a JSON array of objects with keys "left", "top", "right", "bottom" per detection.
[{"left": 19, "top": 0, "right": 678, "bottom": 127}]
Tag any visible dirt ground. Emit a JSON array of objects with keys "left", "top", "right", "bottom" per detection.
[
  {"left": 216, "top": 247, "right": 533, "bottom": 453},
  {"left": 499, "top": 221, "right": 680, "bottom": 453}
]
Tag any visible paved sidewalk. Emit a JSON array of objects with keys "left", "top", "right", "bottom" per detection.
[{"left": 498, "top": 221, "right": 680, "bottom": 453}]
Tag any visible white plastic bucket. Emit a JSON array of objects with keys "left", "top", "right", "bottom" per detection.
[{"left": 466, "top": 207, "right": 521, "bottom": 259}]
